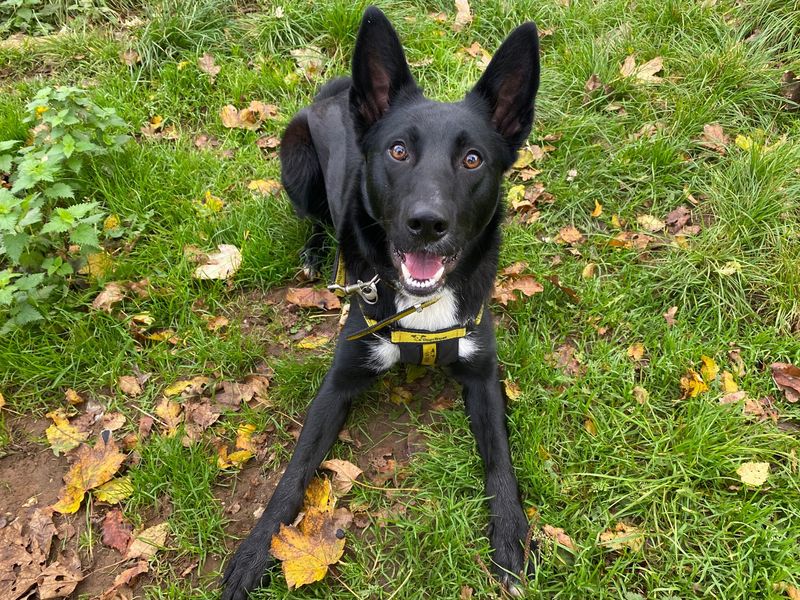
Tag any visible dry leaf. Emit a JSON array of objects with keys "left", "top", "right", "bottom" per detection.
[
  {"left": 206, "top": 315, "right": 230, "bottom": 331},
  {"left": 118, "top": 375, "right": 142, "bottom": 397},
  {"left": 290, "top": 46, "right": 326, "bottom": 79},
  {"left": 557, "top": 226, "right": 584, "bottom": 245},
  {"left": 680, "top": 369, "right": 708, "bottom": 398},
  {"left": 584, "top": 417, "right": 598, "bottom": 436},
  {"left": 217, "top": 446, "right": 253, "bottom": 469},
  {"left": 736, "top": 461, "right": 769, "bottom": 487},
  {"left": 248, "top": 179, "right": 283, "bottom": 196},
  {"left": 198, "top": 53, "right": 220, "bottom": 82},
  {"left": 286, "top": 287, "right": 341, "bottom": 311},
  {"left": 125, "top": 522, "right": 168, "bottom": 560},
  {"left": 155, "top": 397, "right": 183, "bottom": 436},
  {"left": 101, "top": 509, "right": 132, "bottom": 554},
  {"left": 721, "top": 371, "right": 738, "bottom": 393},
  {"left": 99, "top": 560, "right": 148, "bottom": 600},
  {"left": 37, "top": 552, "right": 82, "bottom": 599},
  {"left": 542, "top": 524, "right": 577, "bottom": 551},
  {"left": 297, "top": 334, "right": 332, "bottom": 349},
  {"left": 620, "top": 55, "right": 636, "bottom": 77},
  {"left": 52, "top": 434, "right": 127, "bottom": 514},
  {"left": 771, "top": 362, "right": 800, "bottom": 403},
  {"left": 636, "top": 214, "right": 665, "bottom": 232},
  {"left": 220, "top": 101, "right": 278, "bottom": 130},
  {"left": 93, "top": 476, "right": 133, "bottom": 504},
  {"left": 547, "top": 342, "right": 585, "bottom": 377},
  {"left": 591, "top": 199, "right": 603, "bottom": 217},
  {"left": 119, "top": 49, "right": 140, "bottom": 66},
  {"left": 92, "top": 281, "right": 126, "bottom": 313},
  {"left": 581, "top": 263, "right": 597, "bottom": 279},
  {"left": 599, "top": 522, "right": 644, "bottom": 551},
  {"left": 627, "top": 343, "right": 645, "bottom": 362},
  {"left": 700, "top": 355, "right": 719, "bottom": 382},
  {"left": 632, "top": 386, "right": 649, "bottom": 404},
  {"left": 193, "top": 244, "right": 242, "bottom": 280},
  {"left": 45, "top": 409, "right": 89, "bottom": 456},
  {"left": 321, "top": 459, "right": 363, "bottom": 495},
  {"left": 663, "top": 306, "right": 678, "bottom": 326},
  {"left": 621, "top": 55, "right": 664, "bottom": 82},
  {"left": 453, "top": 0, "right": 472, "bottom": 31},
  {"left": 699, "top": 123, "right": 730, "bottom": 153},
  {"left": 504, "top": 379, "right": 522, "bottom": 401},
  {"left": 493, "top": 275, "right": 543, "bottom": 306},
  {"left": 774, "top": 582, "right": 800, "bottom": 600}
]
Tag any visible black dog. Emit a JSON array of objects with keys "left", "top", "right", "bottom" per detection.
[{"left": 222, "top": 7, "right": 540, "bottom": 599}]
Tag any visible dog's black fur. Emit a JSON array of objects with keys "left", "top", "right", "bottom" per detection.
[{"left": 222, "top": 7, "right": 540, "bottom": 599}]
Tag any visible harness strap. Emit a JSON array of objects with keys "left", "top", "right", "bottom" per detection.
[{"left": 346, "top": 297, "right": 441, "bottom": 341}]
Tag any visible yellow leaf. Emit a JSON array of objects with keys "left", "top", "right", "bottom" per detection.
[
  {"left": 86, "top": 251, "right": 113, "bottom": 278},
  {"left": 93, "top": 475, "right": 134, "bottom": 504},
  {"left": 680, "top": 369, "right": 708, "bottom": 398},
  {"left": 717, "top": 261, "right": 741, "bottom": 276},
  {"left": 248, "top": 179, "right": 283, "bottom": 196},
  {"left": 320, "top": 459, "right": 363, "bottom": 495},
  {"left": 584, "top": 418, "right": 597, "bottom": 436},
  {"left": 0, "top": 390, "right": 4, "bottom": 409},
  {"left": 504, "top": 378, "right": 522, "bottom": 401},
  {"left": 103, "top": 214, "right": 120, "bottom": 231},
  {"left": 636, "top": 214, "right": 665, "bottom": 232},
  {"left": 304, "top": 477, "right": 335, "bottom": 512},
  {"left": 736, "top": 461, "right": 769, "bottom": 487},
  {"left": 390, "top": 386, "right": 413, "bottom": 405},
  {"left": 507, "top": 185, "right": 525, "bottom": 204},
  {"left": 195, "top": 190, "right": 224, "bottom": 215},
  {"left": 700, "top": 355, "right": 719, "bottom": 382},
  {"left": 235, "top": 423, "right": 257, "bottom": 452},
  {"left": 735, "top": 134, "right": 753, "bottom": 151},
  {"left": 52, "top": 435, "right": 126, "bottom": 514},
  {"left": 721, "top": 371, "right": 738, "bottom": 393},
  {"left": 46, "top": 409, "right": 89, "bottom": 456},
  {"left": 632, "top": 386, "right": 649, "bottom": 404},
  {"left": 626, "top": 343, "right": 645, "bottom": 362},
  {"left": 155, "top": 397, "right": 183, "bottom": 436},
  {"left": 581, "top": 263, "right": 597, "bottom": 279},
  {"left": 599, "top": 522, "right": 644, "bottom": 551},
  {"left": 591, "top": 199, "right": 603, "bottom": 217},
  {"left": 297, "top": 334, "right": 332, "bottom": 349},
  {"left": 611, "top": 214, "right": 622, "bottom": 228},
  {"left": 65, "top": 388, "right": 83, "bottom": 405},
  {"left": 270, "top": 507, "right": 346, "bottom": 589},
  {"left": 217, "top": 446, "right": 253, "bottom": 469},
  {"left": 774, "top": 582, "right": 800, "bottom": 600}
]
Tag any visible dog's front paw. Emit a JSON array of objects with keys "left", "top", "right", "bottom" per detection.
[
  {"left": 489, "top": 514, "right": 538, "bottom": 596},
  {"left": 221, "top": 532, "right": 277, "bottom": 600}
]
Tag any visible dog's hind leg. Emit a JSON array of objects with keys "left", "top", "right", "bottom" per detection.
[{"left": 280, "top": 112, "right": 331, "bottom": 279}]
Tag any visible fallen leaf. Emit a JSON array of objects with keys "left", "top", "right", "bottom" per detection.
[
  {"left": 37, "top": 551, "right": 82, "bottom": 599},
  {"left": 504, "top": 378, "right": 522, "bottom": 401},
  {"left": 93, "top": 476, "right": 133, "bottom": 504},
  {"left": 118, "top": 375, "right": 142, "bottom": 397},
  {"left": 599, "top": 522, "right": 644, "bottom": 551},
  {"left": 220, "top": 101, "right": 279, "bottom": 130},
  {"left": 581, "top": 263, "right": 597, "bottom": 279},
  {"left": 636, "top": 214, "right": 665, "bottom": 232},
  {"left": 99, "top": 560, "right": 148, "bottom": 600},
  {"left": 321, "top": 459, "right": 363, "bottom": 495},
  {"left": 45, "top": 409, "right": 89, "bottom": 456},
  {"left": 92, "top": 281, "right": 126, "bottom": 313},
  {"left": 119, "top": 49, "right": 140, "bottom": 66},
  {"left": 290, "top": 46, "right": 326, "bottom": 79},
  {"left": 736, "top": 461, "right": 769, "bottom": 487},
  {"left": 460, "top": 41, "right": 492, "bottom": 69},
  {"left": 194, "top": 133, "right": 220, "bottom": 150},
  {"left": 547, "top": 342, "right": 585, "bottom": 377},
  {"left": 248, "top": 179, "right": 283, "bottom": 196},
  {"left": 557, "top": 226, "right": 584, "bottom": 245},
  {"left": 728, "top": 347, "right": 746, "bottom": 377},
  {"left": 101, "top": 412, "right": 126, "bottom": 432},
  {"left": 101, "top": 509, "right": 132, "bottom": 554},
  {"left": 700, "top": 355, "right": 719, "bottom": 382},
  {"left": 632, "top": 386, "right": 649, "bottom": 404},
  {"left": 585, "top": 73, "right": 602, "bottom": 93},
  {"left": 453, "top": 0, "right": 472, "bottom": 31},
  {"left": 286, "top": 287, "right": 341, "bottom": 311},
  {"left": 193, "top": 244, "right": 242, "bottom": 280},
  {"left": 591, "top": 200, "right": 603, "bottom": 217},
  {"left": 774, "top": 582, "right": 800, "bottom": 600},
  {"left": 721, "top": 371, "right": 738, "bottom": 393},
  {"left": 52, "top": 434, "right": 127, "bottom": 514},
  {"left": 194, "top": 190, "right": 225, "bottom": 216},
  {"left": 198, "top": 53, "right": 221, "bottom": 82},
  {"left": 627, "top": 343, "right": 645, "bottom": 362},
  {"left": 297, "top": 334, "right": 332, "bottom": 349},
  {"left": 735, "top": 134, "right": 753, "bottom": 151},
  {"left": 680, "top": 369, "right": 708, "bottom": 398},
  {"left": 699, "top": 123, "right": 730, "bottom": 153},
  {"left": 584, "top": 417, "right": 598, "bottom": 436},
  {"left": 206, "top": 315, "right": 230, "bottom": 331},
  {"left": 620, "top": 54, "right": 636, "bottom": 78},
  {"left": 771, "top": 362, "right": 800, "bottom": 403},
  {"left": 304, "top": 477, "right": 335, "bottom": 512},
  {"left": 542, "top": 524, "right": 577, "bottom": 551},
  {"left": 217, "top": 446, "right": 253, "bottom": 469},
  {"left": 256, "top": 135, "right": 281, "bottom": 150},
  {"left": 155, "top": 397, "right": 183, "bottom": 436},
  {"left": 140, "top": 115, "right": 178, "bottom": 140},
  {"left": 665, "top": 205, "right": 692, "bottom": 234},
  {"left": 621, "top": 55, "right": 664, "bottom": 83},
  {"left": 663, "top": 306, "right": 678, "bottom": 326},
  {"left": 492, "top": 275, "right": 543, "bottom": 305},
  {"left": 125, "top": 522, "right": 168, "bottom": 560}
]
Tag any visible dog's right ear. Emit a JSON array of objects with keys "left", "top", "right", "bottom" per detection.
[{"left": 350, "top": 6, "right": 419, "bottom": 135}]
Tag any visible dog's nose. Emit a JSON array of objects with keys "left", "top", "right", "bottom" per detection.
[{"left": 406, "top": 208, "right": 449, "bottom": 241}]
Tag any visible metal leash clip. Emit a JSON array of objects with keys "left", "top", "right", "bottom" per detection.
[{"left": 328, "top": 274, "right": 380, "bottom": 305}]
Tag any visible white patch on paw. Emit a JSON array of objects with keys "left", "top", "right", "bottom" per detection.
[{"left": 369, "top": 338, "right": 400, "bottom": 371}]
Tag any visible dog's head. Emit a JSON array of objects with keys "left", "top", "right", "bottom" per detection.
[{"left": 350, "top": 6, "right": 540, "bottom": 296}]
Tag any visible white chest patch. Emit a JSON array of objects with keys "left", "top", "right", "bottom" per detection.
[{"left": 367, "top": 287, "right": 480, "bottom": 371}]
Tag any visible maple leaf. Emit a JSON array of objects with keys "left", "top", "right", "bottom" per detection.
[
  {"left": 680, "top": 369, "right": 708, "bottom": 398},
  {"left": 154, "top": 397, "right": 183, "bottom": 436},
  {"left": 45, "top": 409, "right": 89, "bottom": 456},
  {"left": 52, "top": 434, "right": 127, "bottom": 514},
  {"left": 492, "top": 275, "right": 543, "bottom": 305},
  {"left": 93, "top": 476, "right": 133, "bottom": 504},
  {"left": 556, "top": 226, "right": 584, "bottom": 245},
  {"left": 37, "top": 551, "right": 82, "bottom": 599},
  {"left": 736, "top": 461, "right": 769, "bottom": 487},
  {"left": 453, "top": 0, "right": 472, "bottom": 31},
  {"left": 118, "top": 375, "right": 142, "bottom": 397},
  {"left": 91, "top": 281, "right": 126, "bottom": 313},
  {"left": 321, "top": 459, "right": 363, "bottom": 495},
  {"left": 771, "top": 362, "right": 800, "bottom": 403},
  {"left": 599, "top": 522, "right": 644, "bottom": 551},
  {"left": 101, "top": 509, "right": 132, "bottom": 554},
  {"left": 663, "top": 306, "right": 678, "bottom": 326},
  {"left": 270, "top": 506, "right": 348, "bottom": 589},
  {"left": 305, "top": 476, "right": 336, "bottom": 512},
  {"left": 192, "top": 244, "right": 242, "bottom": 280},
  {"left": 285, "top": 287, "right": 341, "bottom": 311},
  {"left": 198, "top": 53, "right": 221, "bottom": 82}
]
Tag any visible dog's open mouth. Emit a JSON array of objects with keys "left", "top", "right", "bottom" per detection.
[{"left": 392, "top": 250, "right": 459, "bottom": 295}]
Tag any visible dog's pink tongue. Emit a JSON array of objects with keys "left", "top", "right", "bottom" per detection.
[{"left": 403, "top": 253, "right": 443, "bottom": 280}]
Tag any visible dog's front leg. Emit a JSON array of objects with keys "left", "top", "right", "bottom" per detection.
[
  {"left": 221, "top": 355, "right": 377, "bottom": 600},
  {"left": 451, "top": 358, "right": 533, "bottom": 595}
]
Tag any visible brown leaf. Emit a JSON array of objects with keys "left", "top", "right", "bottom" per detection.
[
  {"left": 556, "top": 226, "right": 584, "bottom": 245},
  {"left": 206, "top": 315, "right": 230, "bottom": 331},
  {"left": 119, "top": 49, "right": 140, "bottom": 66},
  {"left": 599, "top": 522, "right": 644, "bottom": 551},
  {"left": 194, "top": 133, "right": 220, "bottom": 150},
  {"left": 290, "top": 46, "right": 326, "bottom": 79},
  {"left": 101, "top": 509, "right": 132, "bottom": 554},
  {"left": 37, "top": 551, "right": 82, "bottom": 600},
  {"left": 621, "top": 55, "right": 664, "bottom": 82},
  {"left": 214, "top": 380, "right": 254, "bottom": 408},
  {"left": 772, "top": 362, "right": 800, "bottom": 403},
  {"left": 663, "top": 306, "right": 678, "bottom": 326},
  {"left": 542, "top": 524, "right": 577, "bottom": 551},
  {"left": 492, "top": 275, "right": 543, "bottom": 306},
  {"left": 182, "top": 400, "right": 221, "bottom": 444},
  {"left": 198, "top": 53, "right": 220, "bottom": 82},
  {"left": 774, "top": 582, "right": 800, "bottom": 600},
  {"left": 699, "top": 123, "right": 730, "bottom": 153},
  {"left": 453, "top": 0, "right": 472, "bottom": 31},
  {"left": 286, "top": 287, "right": 341, "bottom": 311},
  {"left": 154, "top": 397, "right": 183, "bottom": 436},
  {"left": 627, "top": 343, "right": 645, "bottom": 362},
  {"left": 125, "top": 522, "right": 168, "bottom": 560},
  {"left": 0, "top": 506, "right": 57, "bottom": 600},
  {"left": 321, "top": 459, "right": 363, "bottom": 495},
  {"left": 248, "top": 179, "right": 283, "bottom": 196},
  {"left": 609, "top": 231, "right": 653, "bottom": 250},
  {"left": 92, "top": 281, "right": 126, "bottom": 313},
  {"left": 118, "top": 375, "right": 142, "bottom": 397},
  {"left": 665, "top": 205, "right": 692, "bottom": 234},
  {"left": 99, "top": 561, "right": 148, "bottom": 600},
  {"left": 192, "top": 244, "right": 242, "bottom": 280},
  {"left": 256, "top": 135, "right": 281, "bottom": 150},
  {"left": 547, "top": 342, "right": 584, "bottom": 377},
  {"left": 220, "top": 101, "right": 279, "bottom": 130},
  {"left": 52, "top": 434, "right": 127, "bottom": 514},
  {"left": 585, "top": 74, "right": 602, "bottom": 93},
  {"left": 45, "top": 409, "right": 89, "bottom": 456}
]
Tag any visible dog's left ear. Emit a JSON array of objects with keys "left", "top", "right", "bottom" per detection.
[
  {"left": 467, "top": 23, "right": 540, "bottom": 150},
  {"left": 350, "top": 6, "right": 419, "bottom": 135}
]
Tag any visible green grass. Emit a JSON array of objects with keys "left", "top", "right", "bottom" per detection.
[{"left": 1, "top": 0, "right": 800, "bottom": 598}]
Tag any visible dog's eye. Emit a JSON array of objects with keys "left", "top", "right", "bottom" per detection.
[
  {"left": 389, "top": 143, "right": 408, "bottom": 161},
  {"left": 463, "top": 151, "right": 483, "bottom": 169}
]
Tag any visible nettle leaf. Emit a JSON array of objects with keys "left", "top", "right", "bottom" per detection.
[
  {"left": 17, "top": 205, "right": 42, "bottom": 228},
  {"left": 15, "top": 272, "right": 45, "bottom": 291},
  {"left": 69, "top": 223, "right": 99, "bottom": 247},
  {"left": 2, "top": 233, "right": 30, "bottom": 263},
  {"left": 40, "top": 217, "right": 71, "bottom": 235},
  {"left": 67, "top": 202, "right": 99, "bottom": 220},
  {"left": 0, "top": 140, "right": 19, "bottom": 152},
  {"left": 13, "top": 301, "right": 44, "bottom": 325},
  {"left": 0, "top": 154, "right": 12, "bottom": 172},
  {"left": 61, "top": 133, "right": 75, "bottom": 158},
  {"left": 44, "top": 182, "right": 74, "bottom": 199},
  {"left": 0, "top": 286, "right": 15, "bottom": 306}
]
